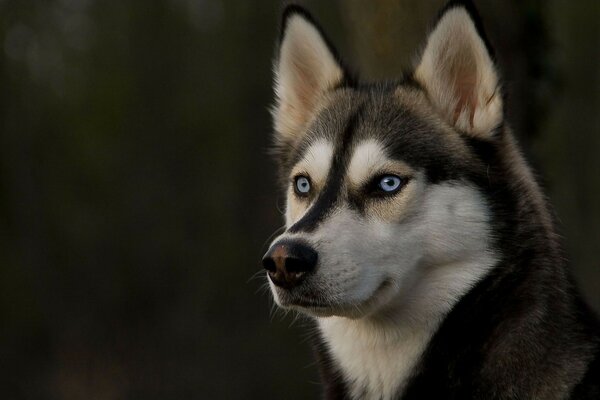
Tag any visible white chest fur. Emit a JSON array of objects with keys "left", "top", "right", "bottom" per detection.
[{"left": 318, "top": 316, "right": 432, "bottom": 399}]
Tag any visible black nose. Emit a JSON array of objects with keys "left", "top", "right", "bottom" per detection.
[{"left": 262, "top": 240, "right": 318, "bottom": 289}]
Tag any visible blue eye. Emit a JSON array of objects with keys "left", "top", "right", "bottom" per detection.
[
  {"left": 378, "top": 175, "right": 402, "bottom": 193},
  {"left": 295, "top": 176, "right": 311, "bottom": 195}
]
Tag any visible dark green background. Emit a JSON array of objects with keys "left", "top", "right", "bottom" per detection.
[{"left": 0, "top": 1, "right": 598, "bottom": 398}]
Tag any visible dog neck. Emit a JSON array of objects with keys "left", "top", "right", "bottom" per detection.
[{"left": 317, "top": 254, "right": 498, "bottom": 400}]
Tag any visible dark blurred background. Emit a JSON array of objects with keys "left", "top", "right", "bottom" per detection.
[{"left": 0, "top": 0, "right": 598, "bottom": 398}]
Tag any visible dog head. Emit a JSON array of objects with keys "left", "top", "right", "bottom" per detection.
[{"left": 263, "top": 3, "right": 505, "bottom": 318}]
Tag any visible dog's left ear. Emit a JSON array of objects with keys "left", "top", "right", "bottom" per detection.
[{"left": 414, "top": 1, "right": 502, "bottom": 137}]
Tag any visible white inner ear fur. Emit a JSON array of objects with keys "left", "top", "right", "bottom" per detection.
[
  {"left": 415, "top": 8, "right": 502, "bottom": 136},
  {"left": 274, "top": 15, "right": 344, "bottom": 142}
]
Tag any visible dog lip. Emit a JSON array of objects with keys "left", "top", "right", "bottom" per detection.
[
  {"left": 290, "top": 298, "right": 330, "bottom": 308},
  {"left": 277, "top": 290, "right": 330, "bottom": 308},
  {"left": 283, "top": 279, "right": 393, "bottom": 311}
]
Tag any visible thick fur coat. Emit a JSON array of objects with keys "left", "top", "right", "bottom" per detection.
[{"left": 262, "top": 1, "right": 600, "bottom": 399}]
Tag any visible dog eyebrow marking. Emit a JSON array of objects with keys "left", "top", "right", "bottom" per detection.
[
  {"left": 293, "top": 139, "right": 334, "bottom": 186},
  {"left": 347, "top": 140, "right": 388, "bottom": 185},
  {"left": 288, "top": 106, "right": 362, "bottom": 233}
]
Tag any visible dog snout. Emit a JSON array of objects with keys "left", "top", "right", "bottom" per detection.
[{"left": 262, "top": 240, "right": 318, "bottom": 289}]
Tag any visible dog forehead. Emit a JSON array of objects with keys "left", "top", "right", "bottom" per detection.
[{"left": 287, "top": 85, "right": 473, "bottom": 183}]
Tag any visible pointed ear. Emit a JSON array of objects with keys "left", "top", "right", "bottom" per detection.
[
  {"left": 272, "top": 6, "right": 346, "bottom": 144},
  {"left": 414, "top": 1, "right": 503, "bottom": 137}
]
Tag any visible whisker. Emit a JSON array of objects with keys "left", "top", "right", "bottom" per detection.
[{"left": 247, "top": 269, "right": 266, "bottom": 284}]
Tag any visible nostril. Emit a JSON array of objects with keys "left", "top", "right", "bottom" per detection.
[
  {"left": 294, "top": 246, "right": 317, "bottom": 270},
  {"left": 285, "top": 257, "right": 310, "bottom": 273},
  {"left": 262, "top": 256, "right": 276, "bottom": 272},
  {"left": 286, "top": 244, "right": 318, "bottom": 273}
]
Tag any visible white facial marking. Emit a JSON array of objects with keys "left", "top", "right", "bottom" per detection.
[
  {"left": 299, "top": 140, "right": 334, "bottom": 185},
  {"left": 347, "top": 140, "right": 388, "bottom": 185}
]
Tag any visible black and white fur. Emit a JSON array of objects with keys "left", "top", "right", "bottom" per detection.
[{"left": 263, "top": 1, "right": 600, "bottom": 399}]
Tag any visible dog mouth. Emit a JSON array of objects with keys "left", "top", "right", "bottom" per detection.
[
  {"left": 277, "top": 279, "right": 394, "bottom": 317},
  {"left": 277, "top": 289, "right": 332, "bottom": 309},
  {"left": 290, "top": 298, "right": 331, "bottom": 309}
]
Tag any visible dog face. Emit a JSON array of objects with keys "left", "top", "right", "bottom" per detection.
[{"left": 263, "top": 5, "right": 502, "bottom": 318}]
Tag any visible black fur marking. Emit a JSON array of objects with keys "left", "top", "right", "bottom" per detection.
[
  {"left": 288, "top": 107, "right": 362, "bottom": 233},
  {"left": 358, "top": 89, "right": 469, "bottom": 184},
  {"left": 463, "top": 135, "right": 498, "bottom": 163}
]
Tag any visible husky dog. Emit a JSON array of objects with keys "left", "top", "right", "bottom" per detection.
[{"left": 261, "top": 1, "right": 600, "bottom": 398}]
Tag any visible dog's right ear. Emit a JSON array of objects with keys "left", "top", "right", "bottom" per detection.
[
  {"left": 414, "top": 1, "right": 502, "bottom": 137},
  {"left": 272, "top": 6, "right": 346, "bottom": 145}
]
